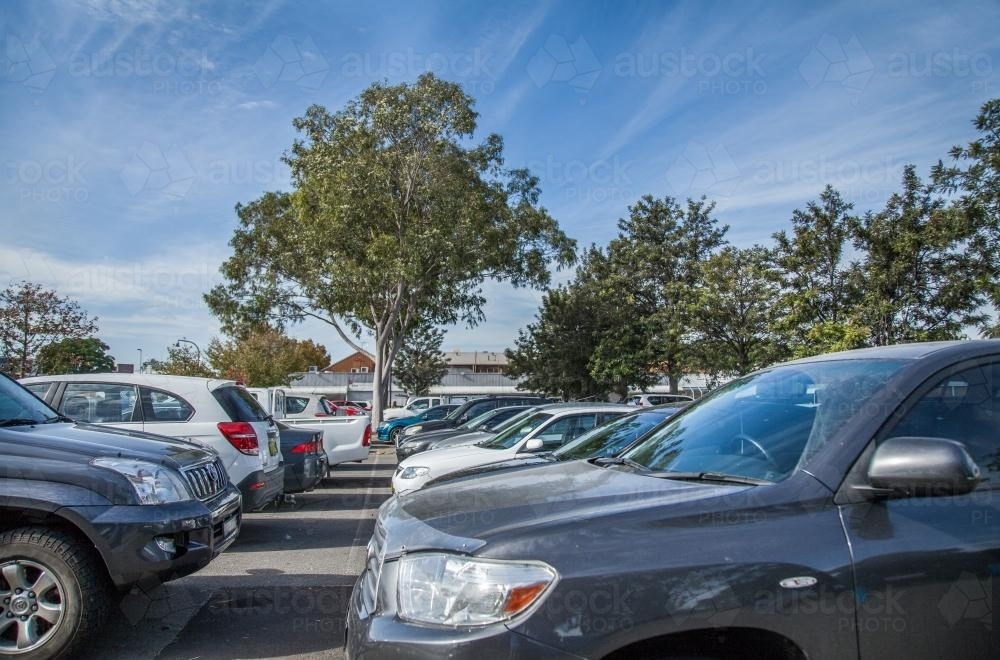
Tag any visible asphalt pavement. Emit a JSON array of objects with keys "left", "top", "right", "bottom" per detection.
[{"left": 80, "top": 446, "right": 396, "bottom": 660}]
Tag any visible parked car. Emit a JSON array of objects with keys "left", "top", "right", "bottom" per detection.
[
  {"left": 391, "top": 404, "right": 633, "bottom": 494},
  {"left": 376, "top": 404, "right": 460, "bottom": 444},
  {"left": 423, "top": 402, "right": 688, "bottom": 486},
  {"left": 22, "top": 374, "right": 285, "bottom": 511},
  {"left": 277, "top": 423, "right": 326, "bottom": 493},
  {"left": 247, "top": 387, "right": 371, "bottom": 471},
  {"left": 326, "top": 400, "right": 366, "bottom": 416},
  {"left": 350, "top": 341, "right": 1000, "bottom": 659},
  {"left": 395, "top": 405, "right": 534, "bottom": 461},
  {"left": 403, "top": 395, "right": 550, "bottom": 435},
  {"left": 382, "top": 396, "right": 444, "bottom": 421},
  {"left": 625, "top": 392, "right": 693, "bottom": 406},
  {"left": 1, "top": 373, "right": 241, "bottom": 658}
]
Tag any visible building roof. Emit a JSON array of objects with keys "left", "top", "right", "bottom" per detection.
[{"left": 443, "top": 349, "right": 508, "bottom": 367}]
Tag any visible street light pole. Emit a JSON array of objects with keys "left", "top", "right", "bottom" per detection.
[{"left": 174, "top": 338, "right": 203, "bottom": 364}]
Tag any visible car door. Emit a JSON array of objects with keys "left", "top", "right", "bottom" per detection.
[
  {"left": 842, "top": 358, "right": 1000, "bottom": 659},
  {"left": 58, "top": 382, "right": 141, "bottom": 427}
]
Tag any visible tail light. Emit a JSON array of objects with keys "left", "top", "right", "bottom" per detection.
[
  {"left": 362, "top": 423, "right": 371, "bottom": 447},
  {"left": 218, "top": 421, "right": 259, "bottom": 455},
  {"left": 291, "top": 442, "right": 313, "bottom": 454},
  {"left": 314, "top": 412, "right": 328, "bottom": 417}
]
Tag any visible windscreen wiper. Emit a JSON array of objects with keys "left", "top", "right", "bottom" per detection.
[
  {"left": 0, "top": 418, "right": 42, "bottom": 427},
  {"left": 646, "top": 471, "right": 772, "bottom": 486},
  {"left": 43, "top": 415, "right": 75, "bottom": 424},
  {"left": 592, "top": 456, "right": 647, "bottom": 471}
]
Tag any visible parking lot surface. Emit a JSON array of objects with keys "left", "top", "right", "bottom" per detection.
[{"left": 80, "top": 447, "right": 396, "bottom": 660}]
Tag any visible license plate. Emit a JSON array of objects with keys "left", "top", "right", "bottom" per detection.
[
  {"left": 268, "top": 438, "right": 279, "bottom": 456},
  {"left": 223, "top": 515, "right": 237, "bottom": 538}
]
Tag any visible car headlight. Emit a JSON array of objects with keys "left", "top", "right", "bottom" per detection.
[
  {"left": 91, "top": 458, "right": 192, "bottom": 505},
  {"left": 397, "top": 553, "right": 557, "bottom": 626},
  {"left": 404, "top": 425, "right": 423, "bottom": 436},
  {"left": 398, "top": 466, "right": 429, "bottom": 479}
]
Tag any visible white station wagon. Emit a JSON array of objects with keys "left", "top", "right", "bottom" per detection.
[
  {"left": 392, "top": 403, "right": 634, "bottom": 494},
  {"left": 21, "top": 373, "right": 285, "bottom": 511}
]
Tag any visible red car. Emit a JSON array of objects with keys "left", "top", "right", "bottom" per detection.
[{"left": 326, "top": 399, "right": 367, "bottom": 416}]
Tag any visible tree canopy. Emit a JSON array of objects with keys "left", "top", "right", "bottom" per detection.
[
  {"left": 207, "top": 327, "right": 330, "bottom": 386},
  {"left": 0, "top": 281, "right": 100, "bottom": 378},
  {"left": 35, "top": 337, "right": 115, "bottom": 375},
  {"left": 392, "top": 324, "right": 448, "bottom": 396},
  {"left": 206, "top": 73, "right": 575, "bottom": 421}
]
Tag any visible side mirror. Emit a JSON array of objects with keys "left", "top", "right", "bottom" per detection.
[
  {"left": 521, "top": 438, "right": 545, "bottom": 453},
  {"left": 867, "top": 436, "right": 981, "bottom": 497}
]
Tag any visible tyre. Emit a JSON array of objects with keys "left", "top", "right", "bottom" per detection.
[
  {"left": 390, "top": 427, "right": 404, "bottom": 445},
  {"left": 0, "top": 527, "right": 109, "bottom": 659}
]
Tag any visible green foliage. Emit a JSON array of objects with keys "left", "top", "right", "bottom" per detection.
[
  {"left": 392, "top": 325, "right": 448, "bottom": 396},
  {"left": 206, "top": 73, "right": 575, "bottom": 421},
  {"left": 206, "top": 327, "right": 330, "bottom": 387},
  {"left": 589, "top": 195, "right": 728, "bottom": 393},
  {"left": 771, "top": 185, "right": 856, "bottom": 354},
  {"left": 505, "top": 254, "right": 618, "bottom": 400},
  {"left": 689, "top": 246, "right": 789, "bottom": 376},
  {"left": 932, "top": 98, "right": 1000, "bottom": 336},
  {"left": 0, "top": 281, "right": 99, "bottom": 377},
  {"left": 849, "top": 165, "right": 987, "bottom": 345},
  {"left": 36, "top": 337, "right": 114, "bottom": 374},
  {"left": 146, "top": 344, "right": 214, "bottom": 378}
]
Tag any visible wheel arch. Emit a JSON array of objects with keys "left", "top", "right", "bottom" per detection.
[{"left": 600, "top": 627, "right": 807, "bottom": 660}]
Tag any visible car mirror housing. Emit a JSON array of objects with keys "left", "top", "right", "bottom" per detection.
[
  {"left": 521, "top": 438, "right": 545, "bottom": 453},
  {"left": 867, "top": 436, "right": 981, "bottom": 497}
]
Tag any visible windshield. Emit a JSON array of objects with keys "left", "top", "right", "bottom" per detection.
[
  {"left": 624, "top": 359, "right": 908, "bottom": 482},
  {"left": 1, "top": 376, "right": 62, "bottom": 425},
  {"left": 459, "top": 409, "right": 498, "bottom": 430},
  {"left": 555, "top": 408, "right": 677, "bottom": 461},
  {"left": 479, "top": 411, "right": 554, "bottom": 450}
]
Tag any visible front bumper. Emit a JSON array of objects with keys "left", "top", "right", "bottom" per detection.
[
  {"left": 345, "top": 567, "right": 583, "bottom": 660},
  {"left": 237, "top": 466, "right": 285, "bottom": 511},
  {"left": 69, "top": 484, "right": 242, "bottom": 590}
]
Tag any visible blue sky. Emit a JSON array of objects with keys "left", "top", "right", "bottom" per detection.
[{"left": 3, "top": 0, "right": 999, "bottom": 366}]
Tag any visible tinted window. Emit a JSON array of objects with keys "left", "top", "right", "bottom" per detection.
[
  {"left": 139, "top": 387, "right": 194, "bottom": 422},
  {"left": 213, "top": 386, "right": 270, "bottom": 422},
  {"left": 481, "top": 412, "right": 553, "bottom": 449},
  {"left": 555, "top": 410, "right": 672, "bottom": 460},
  {"left": 22, "top": 383, "right": 52, "bottom": 400},
  {"left": 0, "top": 375, "right": 59, "bottom": 424},
  {"left": 62, "top": 383, "right": 139, "bottom": 423},
  {"left": 626, "top": 359, "right": 908, "bottom": 482},
  {"left": 286, "top": 396, "right": 309, "bottom": 414},
  {"left": 884, "top": 361, "right": 1000, "bottom": 489},
  {"left": 534, "top": 413, "right": 599, "bottom": 449}
]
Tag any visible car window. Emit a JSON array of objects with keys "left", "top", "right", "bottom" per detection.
[
  {"left": 421, "top": 405, "right": 455, "bottom": 420},
  {"left": 555, "top": 410, "right": 671, "bottom": 460},
  {"left": 62, "top": 383, "right": 139, "bottom": 423},
  {"left": 22, "top": 382, "right": 52, "bottom": 400},
  {"left": 139, "top": 387, "right": 194, "bottom": 422},
  {"left": 285, "top": 396, "right": 309, "bottom": 415},
  {"left": 883, "top": 361, "right": 1000, "bottom": 490},
  {"left": 213, "top": 385, "right": 270, "bottom": 422},
  {"left": 462, "top": 401, "right": 496, "bottom": 420},
  {"left": 0, "top": 375, "right": 60, "bottom": 424},
  {"left": 626, "top": 359, "right": 908, "bottom": 483},
  {"left": 480, "top": 412, "right": 554, "bottom": 449},
  {"left": 533, "top": 413, "right": 599, "bottom": 449}
]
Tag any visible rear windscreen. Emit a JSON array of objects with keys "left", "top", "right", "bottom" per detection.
[{"left": 213, "top": 386, "right": 270, "bottom": 422}]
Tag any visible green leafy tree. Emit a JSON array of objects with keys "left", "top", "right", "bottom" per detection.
[
  {"left": 689, "top": 246, "right": 788, "bottom": 377},
  {"left": 849, "top": 165, "right": 988, "bottom": 345},
  {"left": 506, "top": 249, "right": 621, "bottom": 400},
  {"left": 590, "top": 195, "right": 727, "bottom": 393},
  {"left": 206, "top": 327, "right": 330, "bottom": 386},
  {"left": 392, "top": 325, "right": 448, "bottom": 396},
  {"left": 146, "top": 344, "right": 214, "bottom": 378},
  {"left": 932, "top": 97, "right": 1000, "bottom": 336},
  {"left": 35, "top": 337, "right": 115, "bottom": 374},
  {"left": 771, "top": 186, "right": 857, "bottom": 355},
  {"left": 0, "top": 281, "right": 99, "bottom": 377},
  {"left": 206, "top": 74, "right": 575, "bottom": 422}
]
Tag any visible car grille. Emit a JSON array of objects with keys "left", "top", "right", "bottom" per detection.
[
  {"left": 182, "top": 459, "right": 228, "bottom": 500},
  {"left": 360, "top": 522, "right": 386, "bottom": 613}
]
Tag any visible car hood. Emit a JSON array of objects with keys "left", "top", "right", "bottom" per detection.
[
  {"left": 425, "top": 454, "right": 555, "bottom": 486},
  {"left": 380, "top": 460, "right": 753, "bottom": 558},
  {"left": 431, "top": 431, "right": 493, "bottom": 449},
  {"left": 399, "top": 444, "right": 514, "bottom": 474},
  {"left": 0, "top": 421, "right": 215, "bottom": 468}
]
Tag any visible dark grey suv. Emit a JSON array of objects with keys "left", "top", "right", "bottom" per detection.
[{"left": 347, "top": 341, "right": 999, "bottom": 659}]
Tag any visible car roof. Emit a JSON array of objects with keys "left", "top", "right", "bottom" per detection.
[
  {"left": 783, "top": 340, "right": 1000, "bottom": 364},
  {"left": 530, "top": 403, "right": 634, "bottom": 416},
  {"left": 21, "top": 373, "right": 237, "bottom": 391}
]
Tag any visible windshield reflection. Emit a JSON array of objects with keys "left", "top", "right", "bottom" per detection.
[{"left": 624, "top": 359, "right": 907, "bottom": 482}]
